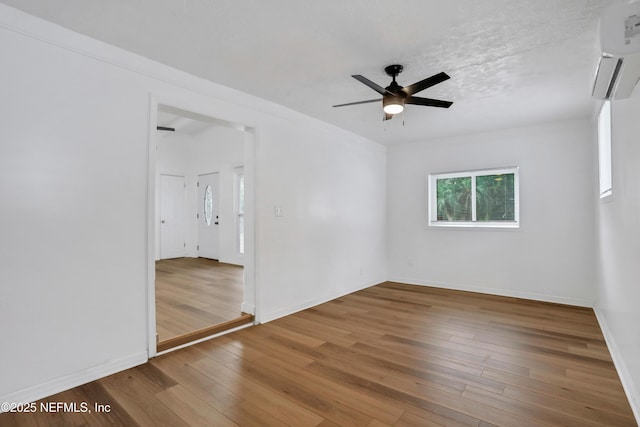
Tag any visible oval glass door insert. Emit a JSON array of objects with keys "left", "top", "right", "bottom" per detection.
[{"left": 204, "top": 185, "right": 213, "bottom": 225}]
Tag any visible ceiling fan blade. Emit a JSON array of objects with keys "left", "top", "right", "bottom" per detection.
[
  {"left": 352, "top": 75, "right": 393, "bottom": 95},
  {"left": 406, "top": 96, "right": 453, "bottom": 108},
  {"left": 333, "top": 98, "right": 381, "bottom": 108},
  {"left": 402, "top": 72, "right": 450, "bottom": 96}
]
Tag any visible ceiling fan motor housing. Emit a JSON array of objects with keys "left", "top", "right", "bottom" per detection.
[{"left": 384, "top": 64, "right": 404, "bottom": 78}]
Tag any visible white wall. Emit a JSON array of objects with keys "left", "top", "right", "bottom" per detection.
[
  {"left": 156, "top": 125, "right": 245, "bottom": 264},
  {"left": 257, "top": 115, "right": 387, "bottom": 321},
  {"left": 0, "top": 5, "right": 386, "bottom": 405},
  {"left": 594, "top": 90, "right": 640, "bottom": 419},
  {"left": 387, "top": 118, "right": 597, "bottom": 306}
]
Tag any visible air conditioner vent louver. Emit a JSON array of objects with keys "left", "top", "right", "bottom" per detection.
[{"left": 592, "top": 3, "right": 640, "bottom": 100}]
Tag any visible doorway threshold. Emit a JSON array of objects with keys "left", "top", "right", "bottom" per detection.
[{"left": 157, "top": 312, "right": 254, "bottom": 353}]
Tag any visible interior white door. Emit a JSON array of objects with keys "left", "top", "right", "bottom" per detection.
[
  {"left": 198, "top": 172, "right": 220, "bottom": 260},
  {"left": 159, "top": 174, "right": 186, "bottom": 259}
]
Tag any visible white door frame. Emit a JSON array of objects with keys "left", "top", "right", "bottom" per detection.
[{"left": 147, "top": 95, "right": 258, "bottom": 358}]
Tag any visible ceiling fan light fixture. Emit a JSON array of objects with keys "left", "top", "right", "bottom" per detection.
[
  {"left": 333, "top": 65, "right": 452, "bottom": 120},
  {"left": 383, "top": 95, "right": 404, "bottom": 114}
]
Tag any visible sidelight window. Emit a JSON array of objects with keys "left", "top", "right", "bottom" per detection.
[{"left": 235, "top": 167, "right": 245, "bottom": 254}]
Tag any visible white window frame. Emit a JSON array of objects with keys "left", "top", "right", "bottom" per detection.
[
  {"left": 598, "top": 101, "right": 612, "bottom": 200},
  {"left": 428, "top": 167, "right": 520, "bottom": 228}
]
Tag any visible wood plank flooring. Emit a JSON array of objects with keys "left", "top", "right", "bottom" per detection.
[
  {"left": 155, "top": 257, "right": 244, "bottom": 343},
  {"left": 2, "top": 282, "right": 636, "bottom": 426}
]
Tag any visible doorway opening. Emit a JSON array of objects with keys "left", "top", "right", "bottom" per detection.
[{"left": 149, "top": 102, "right": 256, "bottom": 354}]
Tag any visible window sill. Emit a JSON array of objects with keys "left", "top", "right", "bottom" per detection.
[{"left": 428, "top": 221, "right": 519, "bottom": 229}]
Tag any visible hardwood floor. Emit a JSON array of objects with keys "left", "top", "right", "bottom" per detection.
[
  {"left": 2, "top": 282, "right": 636, "bottom": 426},
  {"left": 155, "top": 257, "right": 245, "bottom": 343}
]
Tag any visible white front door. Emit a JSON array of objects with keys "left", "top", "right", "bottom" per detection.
[
  {"left": 198, "top": 172, "right": 220, "bottom": 260},
  {"left": 159, "top": 174, "right": 185, "bottom": 259}
]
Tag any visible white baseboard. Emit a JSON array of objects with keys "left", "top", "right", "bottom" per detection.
[
  {"left": 0, "top": 352, "right": 147, "bottom": 412},
  {"left": 259, "top": 279, "right": 381, "bottom": 324},
  {"left": 388, "top": 276, "right": 593, "bottom": 307},
  {"left": 594, "top": 308, "right": 640, "bottom": 425}
]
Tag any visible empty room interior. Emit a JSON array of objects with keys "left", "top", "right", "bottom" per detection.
[{"left": 0, "top": 1, "right": 639, "bottom": 426}]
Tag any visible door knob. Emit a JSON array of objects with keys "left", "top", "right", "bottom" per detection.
[{"left": 161, "top": 220, "right": 166, "bottom": 224}]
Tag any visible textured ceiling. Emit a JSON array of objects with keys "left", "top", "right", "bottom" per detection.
[{"left": 1, "top": 0, "right": 619, "bottom": 144}]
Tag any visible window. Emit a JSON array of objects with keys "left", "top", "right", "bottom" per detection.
[
  {"left": 234, "top": 167, "right": 245, "bottom": 254},
  {"left": 428, "top": 167, "right": 519, "bottom": 228},
  {"left": 598, "top": 101, "right": 612, "bottom": 199}
]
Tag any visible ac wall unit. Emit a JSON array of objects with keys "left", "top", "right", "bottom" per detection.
[{"left": 592, "top": 2, "right": 640, "bottom": 100}]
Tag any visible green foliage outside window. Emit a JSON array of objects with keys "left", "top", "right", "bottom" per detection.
[
  {"left": 476, "top": 174, "right": 515, "bottom": 221},
  {"left": 434, "top": 171, "right": 516, "bottom": 224},
  {"left": 437, "top": 177, "right": 471, "bottom": 221}
]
